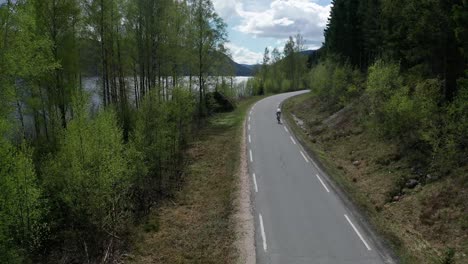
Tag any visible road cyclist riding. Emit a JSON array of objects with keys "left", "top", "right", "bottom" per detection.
[{"left": 276, "top": 107, "right": 281, "bottom": 124}]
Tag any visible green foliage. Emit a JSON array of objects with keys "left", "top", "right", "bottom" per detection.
[
  {"left": 253, "top": 35, "right": 309, "bottom": 95},
  {"left": 132, "top": 88, "right": 195, "bottom": 210},
  {"left": 441, "top": 248, "right": 455, "bottom": 264},
  {"left": 325, "top": 0, "right": 465, "bottom": 100},
  {"left": 430, "top": 76, "right": 468, "bottom": 169},
  {"left": 366, "top": 61, "right": 445, "bottom": 145},
  {"left": 1, "top": 0, "right": 230, "bottom": 261},
  {"left": 309, "top": 58, "right": 362, "bottom": 110},
  {"left": 366, "top": 60, "right": 404, "bottom": 131},
  {"left": 0, "top": 138, "right": 43, "bottom": 263},
  {"left": 42, "top": 94, "right": 131, "bottom": 257}
]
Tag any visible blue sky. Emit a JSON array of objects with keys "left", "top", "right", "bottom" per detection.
[{"left": 213, "top": 0, "right": 332, "bottom": 64}]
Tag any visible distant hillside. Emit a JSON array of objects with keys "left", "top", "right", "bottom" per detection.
[
  {"left": 234, "top": 62, "right": 256, "bottom": 76},
  {"left": 230, "top": 50, "right": 318, "bottom": 76},
  {"left": 221, "top": 54, "right": 259, "bottom": 76}
]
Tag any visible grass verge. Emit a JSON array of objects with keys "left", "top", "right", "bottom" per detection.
[
  {"left": 127, "top": 96, "right": 263, "bottom": 264},
  {"left": 283, "top": 93, "right": 467, "bottom": 264}
]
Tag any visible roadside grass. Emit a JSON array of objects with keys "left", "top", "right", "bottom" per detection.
[
  {"left": 128, "top": 96, "right": 263, "bottom": 264},
  {"left": 283, "top": 93, "right": 468, "bottom": 264}
]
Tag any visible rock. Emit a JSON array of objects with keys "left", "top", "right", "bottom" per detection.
[
  {"left": 353, "top": 160, "right": 361, "bottom": 166},
  {"left": 392, "top": 196, "right": 400, "bottom": 202},
  {"left": 405, "top": 179, "right": 419, "bottom": 189}
]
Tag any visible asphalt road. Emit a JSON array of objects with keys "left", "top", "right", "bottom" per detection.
[{"left": 247, "top": 91, "right": 393, "bottom": 264}]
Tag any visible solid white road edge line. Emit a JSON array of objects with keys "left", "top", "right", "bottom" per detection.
[
  {"left": 253, "top": 173, "right": 258, "bottom": 193},
  {"left": 284, "top": 126, "right": 289, "bottom": 133},
  {"left": 259, "top": 214, "right": 268, "bottom": 252},
  {"left": 316, "top": 174, "right": 330, "bottom": 193},
  {"left": 249, "top": 134, "right": 251, "bottom": 143},
  {"left": 300, "top": 151, "right": 309, "bottom": 163},
  {"left": 249, "top": 150, "right": 253, "bottom": 163},
  {"left": 290, "top": 136, "right": 297, "bottom": 145},
  {"left": 344, "top": 214, "right": 372, "bottom": 251}
]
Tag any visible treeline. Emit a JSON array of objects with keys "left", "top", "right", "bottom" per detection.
[
  {"left": 313, "top": 1, "right": 467, "bottom": 175},
  {"left": 248, "top": 34, "right": 310, "bottom": 95},
  {"left": 0, "top": 0, "right": 231, "bottom": 263}
]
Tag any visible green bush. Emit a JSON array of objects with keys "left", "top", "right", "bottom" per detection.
[
  {"left": 132, "top": 88, "right": 195, "bottom": 211},
  {"left": 42, "top": 94, "right": 131, "bottom": 257},
  {"left": 309, "top": 59, "right": 362, "bottom": 110},
  {"left": 281, "top": 79, "right": 292, "bottom": 92},
  {"left": 366, "top": 60, "right": 404, "bottom": 124},
  {"left": 430, "top": 77, "right": 468, "bottom": 169},
  {"left": 0, "top": 135, "right": 44, "bottom": 263},
  {"left": 366, "top": 61, "right": 446, "bottom": 145}
]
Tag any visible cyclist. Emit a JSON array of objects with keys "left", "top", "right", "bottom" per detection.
[{"left": 276, "top": 107, "right": 281, "bottom": 123}]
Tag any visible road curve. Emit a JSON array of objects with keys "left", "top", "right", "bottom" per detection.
[{"left": 247, "top": 91, "right": 392, "bottom": 264}]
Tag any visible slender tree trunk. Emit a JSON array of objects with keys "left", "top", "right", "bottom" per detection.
[
  {"left": 100, "top": 0, "right": 108, "bottom": 107},
  {"left": 15, "top": 86, "right": 25, "bottom": 139}
]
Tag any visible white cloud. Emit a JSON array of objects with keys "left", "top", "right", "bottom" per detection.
[
  {"left": 226, "top": 43, "right": 263, "bottom": 65},
  {"left": 235, "top": 0, "right": 331, "bottom": 45},
  {"left": 212, "top": 0, "right": 240, "bottom": 21}
]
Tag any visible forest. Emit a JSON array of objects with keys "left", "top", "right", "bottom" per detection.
[
  {"left": 255, "top": 0, "right": 466, "bottom": 262},
  {"left": 255, "top": 0, "right": 467, "bottom": 174},
  {"left": 0, "top": 0, "right": 239, "bottom": 263}
]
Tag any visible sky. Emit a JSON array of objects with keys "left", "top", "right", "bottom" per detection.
[{"left": 213, "top": 0, "right": 332, "bottom": 64}]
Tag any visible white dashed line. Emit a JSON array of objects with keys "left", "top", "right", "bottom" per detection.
[
  {"left": 249, "top": 150, "right": 253, "bottom": 162},
  {"left": 248, "top": 124, "right": 251, "bottom": 130},
  {"left": 253, "top": 173, "right": 258, "bottom": 192},
  {"left": 259, "top": 214, "right": 268, "bottom": 252},
  {"left": 290, "top": 136, "right": 297, "bottom": 145},
  {"left": 248, "top": 134, "right": 251, "bottom": 143},
  {"left": 344, "top": 214, "right": 372, "bottom": 251},
  {"left": 316, "top": 174, "right": 330, "bottom": 193},
  {"left": 300, "top": 151, "right": 309, "bottom": 163},
  {"left": 249, "top": 116, "right": 251, "bottom": 122}
]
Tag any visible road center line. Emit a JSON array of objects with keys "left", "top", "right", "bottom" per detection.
[
  {"left": 344, "top": 214, "right": 372, "bottom": 251},
  {"left": 249, "top": 150, "right": 253, "bottom": 162},
  {"left": 249, "top": 116, "right": 251, "bottom": 122},
  {"left": 290, "top": 136, "right": 297, "bottom": 145},
  {"left": 248, "top": 134, "right": 251, "bottom": 143},
  {"left": 252, "top": 173, "right": 258, "bottom": 192},
  {"left": 259, "top": 214, "right": 268, "bottom": 252},
  {"left": 300, "top": 151, "right": 309, "bottom": 163},
  {"left": 248, "top": 124, "right": 251, "bottom": 130},
  {"left": 316, "top": 174, "right": 330, "bottom": 193}
]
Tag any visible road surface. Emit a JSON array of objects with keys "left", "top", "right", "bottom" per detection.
[{"left": 247, "top": 91, "right": 393, "bottom": 264}]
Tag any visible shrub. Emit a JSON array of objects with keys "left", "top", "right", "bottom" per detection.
[
  {"left": 0, "top": 137, "right": 44, "bottom": 263},
  {"left": 131, "top": 88, "right": 195, "bottom": 212},
  {"left": 42, "top": 94, "right": 131, "bottom": 258},
  {"left": 281, "top": 79, "right": 292, "bottom": 92},
  {"left": 309, "top": 59, "right": 362, "bottom": 110},
  {"left": 366, "top": 60, "right": 404, "bottom": 126}
]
